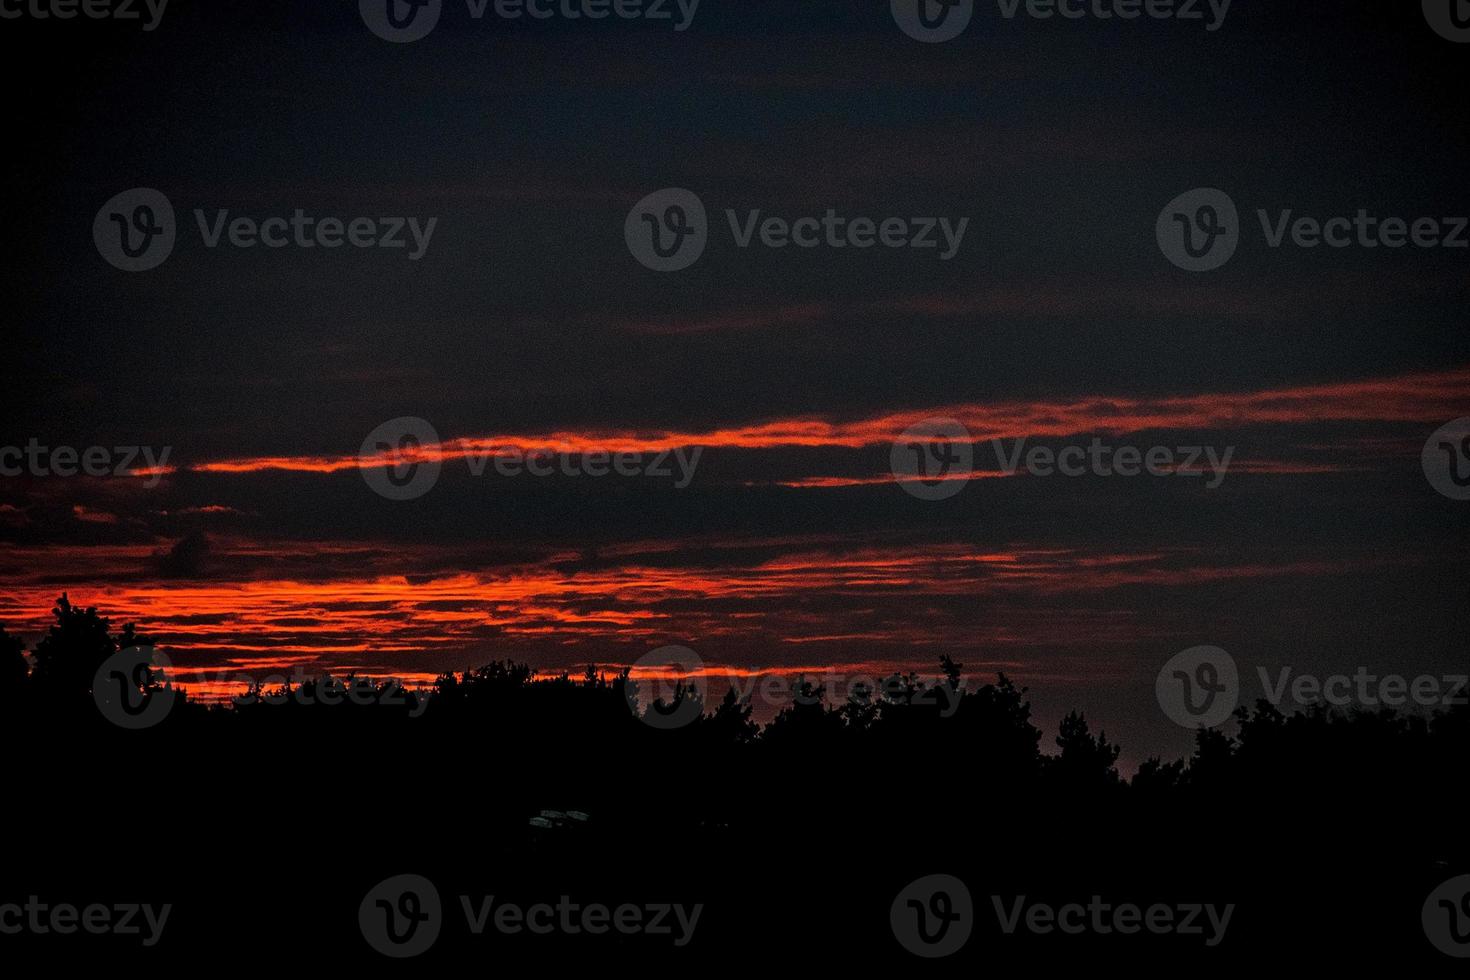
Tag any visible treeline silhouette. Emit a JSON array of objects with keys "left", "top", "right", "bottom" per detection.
[{"left": 2, "top": 595, "right": 1464, "bottom": 967}]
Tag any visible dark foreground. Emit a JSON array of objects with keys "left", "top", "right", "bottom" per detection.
[{"left": 2, "top": 599, "right": 1466, "bottom": 969}]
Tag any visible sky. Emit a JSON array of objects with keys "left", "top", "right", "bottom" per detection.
[{"left": 2, "top": 0, "right": 1468, "bottom": 764}]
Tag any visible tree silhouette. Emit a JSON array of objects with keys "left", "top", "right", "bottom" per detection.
[
  {"left": 707, "top": 686, "right": 759, "bottom": 744},
  {"left": 1048, "top": 710, "right": 1122, "bottom": 791},
  {"left": 0, "top": 625, "right": 27, "bottom": 702},
  {"left": 29, "top": 593, "right": 119, "bottom": 700},
  {"left": 2, "top": 590, "right": 1465, "bottom": 973}
]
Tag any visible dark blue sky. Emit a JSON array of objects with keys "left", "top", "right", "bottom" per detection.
[{"left": 2, "top": 0, "right": 1468, "bottom": 765}]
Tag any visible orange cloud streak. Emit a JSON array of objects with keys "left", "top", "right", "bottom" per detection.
[{"left": 124, "top": 366, "right": 1469, "bottom": 478}]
